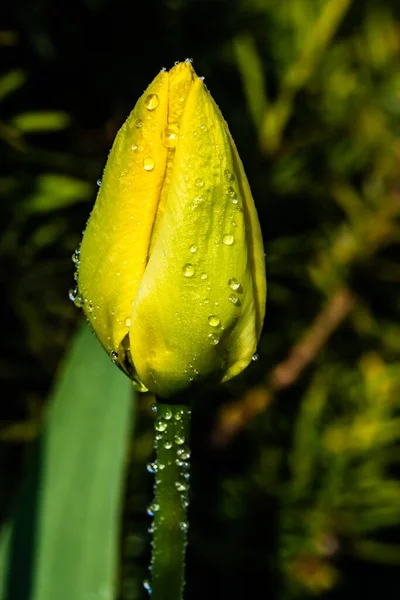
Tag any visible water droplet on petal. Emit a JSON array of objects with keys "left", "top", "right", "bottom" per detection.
[
  {"left": 164, "top": 441, "right": 172, "bottom": 449},
  {"left": 143, "top": 157, "right": 155, "bottom": 171},
  {"left": 164, "top": 408, "right": 172, "bottom": 420},
  {"left": 229, "top": 278, "right": 241, "bottom": 291},
  {"left": 68, "top": 286, "right": 78, "bottom": 302},
  {"left": 96, "top": 179, "right": 102, "bottom": 187},
  {"left": 195, "top": 178, "right": 204, "bottom": 188},
  {"left": 151, "top": 403, "right": 157, "bottom": 413},
  {"left": 200, "top": 124, "right": 207, "bottom": 132},
  {"left": 183, "top": 264, "right": 195, "bottom": 278},
  {"left": 208, "top": 333, "right": 219, "bottom": 346},
  {"left": 228, "top": 293, "right": 240, "bottom": 306},
  {"left": 252, "top": 353, "right": 259, "bottom": 362},
  {"left": 200, "top": 272, "right": 208, "bottom": 280},
  {"left": 189, "top": 244, "right": 197, "bottom": 254},
  {"left": 161, "top": 123, "right": 179, "bottom": 148},
  {"left": 125, "top": 317, "right": 131, "bottom": 327},
  {"left": 208, "top": 315, "right": 220, "bottom": 327},
  {"left": 72, "top": 249, "right": 80, "bottom": 264},
  {"left": 180, "top": 521, "right": 189, "bottom": 532},
  {"left": 174, "top": 410, "right": 183, "bottom": 421},
  {"left": 131, "top": 144, "right": 138, "bottom": 151},
  {"left": 110, "top": 350, "right": 118, "bottom": 363},
  {"left": 145, "top": 93, "right": 159, "bottom": 110},
  {"left": 224, "top": 169, "right": 234, "bottom": 181},
  {"left": 136, "top": 118, "right": 143, "bottom": 128},
  {"left": 174, "top": 434, "right": 185, "bottom": 445},
  {"left": 226, "top": 186, "right": 236, "bottom": 199},
  {"left": 223, "top": 234, "right": 235, "bottom": 246}
]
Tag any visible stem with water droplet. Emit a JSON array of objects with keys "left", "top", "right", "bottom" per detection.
[{"left": 149, "top": 402, "right": 191, "bottom": 600}]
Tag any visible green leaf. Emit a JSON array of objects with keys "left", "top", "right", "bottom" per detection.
[
  {"left": 24, "top": 174, "right": 92, "bottom": 213},
  {"left": 0, "top": 70, "right": 26, "bottom": 103},
  {"left": 11, "top": 111, "right": 70, "bottom": 133},
  {"left": 0, "top": 321, "right": 135, "bottom": 600}
]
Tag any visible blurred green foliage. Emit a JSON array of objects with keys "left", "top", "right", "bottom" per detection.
[{"left": 1, "top": 0, "right": 400, "bottom": 599}]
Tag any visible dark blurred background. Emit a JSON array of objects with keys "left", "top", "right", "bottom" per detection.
[{"left": 1, "top": 0, "right": 400, "bottom": 598}]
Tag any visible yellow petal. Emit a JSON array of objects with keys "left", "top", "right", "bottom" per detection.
[
  {"left": 78, "top": 61, "right": 266, "bottom": 398},
  {"left": 130, "top": 74, "right": 266, "bottom": 397},
  {"left": 78, "top": 70, "right": 170, "bottom": 357}
]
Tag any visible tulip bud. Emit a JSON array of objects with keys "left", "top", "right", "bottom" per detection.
[{"left": 77, "top": 60, "right": 266, "bottom": 398}]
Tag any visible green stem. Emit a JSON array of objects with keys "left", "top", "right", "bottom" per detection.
[{"left": 148, "top": 402, "right": 191, "bottom": 600}]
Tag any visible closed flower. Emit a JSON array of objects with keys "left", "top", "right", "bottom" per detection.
[{"left": 77, "top": 60, "right": 266, "bottom": 399}]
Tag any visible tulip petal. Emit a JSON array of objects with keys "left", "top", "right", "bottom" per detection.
[
  {"left": 130, "top": 75, "right": 266, "bottom": 397},
  {"left": 78, "top": 70, "right": 169, "bottom": 360}
]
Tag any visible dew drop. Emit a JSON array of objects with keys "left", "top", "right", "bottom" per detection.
[
  {"left": 208, "top": 315, "right": 220, "bottom": 327},
  {"left": 223, "top": 234, "right": 235, "bottom": 246},
  {"left": 175, "top": 481, "right": 188, "bottom": 492},
  {"left": 180, "top": 521, "right": 189, "bottom": 532},
  {"left": 143, "top": 579, "right": 152, "bottom": 594},
  {"left": 164, "top": 441, "right": 172, "bottom": 450},
  {"left": 182, "top": 263, "right": 195, "bottom": 278},
  {"left": 174, "top": 434, "right": 185, "bottom": 445},
  {"left": 189, "top": 244, "right": 197, "bottom": 254},
  {"left": 147, "top": 502, "right": 160, "bottom": 516},
  {"left": 110, "top": 350, "right": 119, "bottom": 363},
  {"left": 161, "top": 123, "right": 179, "bottom": 148},
  {"left": 125, "top": 317, "right": 131, "bottom": 327},
  {"left": 177, "top": 446, "right": 191, "bottom": 460},
  {"left": 164, "top": 408, "right": 172, "bottom": 420},
  {"left": 185, "top": 57, "right": 193, "bottom": 63},
  {"left": 74, "top": 295, "right": 84, "bottom": 308},
  {"left": 147, "top": 461, "right": 158, "bottom": 474},
  {"left": 143, "top": 157, "right": 155, "bottom": 171},
  {"left": 136, "top": 118, "right": 143, "bottom": 128},
  {"left": 228, "top": 293, "right": 240, "bottom": 306},
  {"left": 71, "top": 249, "right": 80, "bottom": 264},
  {"left": 155, "top": 418, "right": 167, "bottom": 432},
  {"left": 87, "top": 301, "right": 94, "bottom": 312},
  {"left": 252, "top": 353, "right": 259, "bottom": 362},
  {"left": 226, "top": 186, "right": 237, "bottom": 199},
  {"left": 151, "top": 403, "right": 157, "bottom": 413},
  {"left": 174, "top": 410, "right": 183, "bottom": 421},
  {"left": 232, "top": 197, "right": 239, "bottom": 205},
  {"left": 224, "top": 169, "right": 234, "bottom": 181},
  {"left": 131, "top": 144, "right": 138, "bottom": 151},
  {"left": 68, "top": 286, "right": 78, "bottom": 303},
  {"left": 193, "top": 130, "right": 197, "bottom": 137},
  {"left": 97, "top": 179, "right": 102, "bottom": 187},
  {"left": 199, "top": 124, "right": 207, "bottom": 132},
  {"left": 145, "top": 93, "right": 159, "bottom": 111},
  {"left": 195, "top": 178, "right": 204, "bottom": 188},
  {"left": 208, "top": 333, "right": 219, "bottom": 346},
  {"left": 229, "top": 278, "right": 241, "bottom": 291}
]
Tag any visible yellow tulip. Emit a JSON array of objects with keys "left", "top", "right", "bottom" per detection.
[{"left": 77, "top": 60, "right": 266, "bottom": 398}]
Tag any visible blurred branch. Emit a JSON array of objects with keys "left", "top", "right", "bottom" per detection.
[
  {"left": 212, "top": 288, "right": 355, "bottom": 447},
  {"left": 260, "top": 0, "right": 352, "bottom": 153},
  {"left": 271, "top": 288, "right": 355, "bottom": 391}
]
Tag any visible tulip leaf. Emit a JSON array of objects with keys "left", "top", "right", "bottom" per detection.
[{"left": 0, "top": 321, "right": 135, "bottom": 600}]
